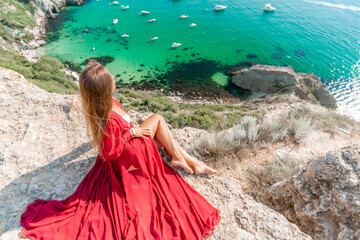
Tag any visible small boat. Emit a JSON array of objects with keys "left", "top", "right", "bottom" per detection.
[
  {"left": 263, "top": 4, "right": 276, "bottom": 12},
  {"left": 92, "top": 47, "right": 95, "bottom": 50},
  {"left": 112, "top": 1, "right": 119, "bottom": 5},
  {"left": 189, "top": 23, "right": 196, "bottom": 27},
  {"left": 171, "top": 42, "right": 181, "bottom": 48},
  {"left": 121, "top": 34, "right": 130, "bottom": 38},
  {"left": 121, "top": 5, "right": 129, "bottom": 10},
  {"left": 141, "top": 11, "right": 150, "bottom": 15},
  {"left": 179, "top": 15, "right": 188, "bottom": 19},
  {"left": 151, "top": 36, "right": 158, "bottom": 41},
  {"left": 113, "top": 18, "right": 118, "bottom": 24},
  {"left": 214, "top": 4, "right": 227, "bottom": 11},
  {"left": 148, "top": 18, "right": 156, "bottom": 23}
]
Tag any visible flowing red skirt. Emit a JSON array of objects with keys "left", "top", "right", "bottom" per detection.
[{"left": 20, "top": 125, "right": 221, "bottom": 239}]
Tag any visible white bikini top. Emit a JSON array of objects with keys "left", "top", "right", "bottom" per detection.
[
  {"left": 112, "top": 97, "right": 131, "bottom": 123},
  {"left": 121, "top": 114, "right": 131, "bottom": 124}
]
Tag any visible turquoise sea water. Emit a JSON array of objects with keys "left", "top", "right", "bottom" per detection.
[{"left": 42, "top": 0, "right": 360, "bottom": 118}]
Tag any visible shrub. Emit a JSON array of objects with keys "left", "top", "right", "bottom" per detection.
[
  {"left": 190, "top": 106, "right": 358, "bottom": 160},
  {"left": 148, "top": 97, "right": 179, "bottom": 113},
  {"left": 0, "top": 49, "right": 78, "bottom": 94},
  {"left": 276, "top": 81, "right": 285, "bottom": 88},
  {"left": 247, "top": 152, "right": 299, "bottom": 201}
]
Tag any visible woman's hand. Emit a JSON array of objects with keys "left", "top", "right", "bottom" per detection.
[{"left": 132, "top": 127, "right": 152, "bottom": 139}]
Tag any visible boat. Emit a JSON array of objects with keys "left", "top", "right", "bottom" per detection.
[
  {"left": 151, "top": 36, "right": 158, "bottom": 41},
  {"left": 113, "top": 18, "right": 118, "bottom": 24},
  {"left": 214, "top": 4, "right": 227, "bottom": 11},
  {"left": 148, "top": 18, "right": 156, "bottom": 23},
  {"left": 171, "top": 42, "right": 181, "bottom": 48},
  {"left": 263, "top": 4, "right": 276, "bottom": 12},
  {"left": 189, "top": 23, "right": 196, "bottom": 27},
  {"left": 121, "top": 34, "right": 130, "bottom": 38},
  {"left": 121, "top": 5, "right": 129, "bottom": 10},
  {"left": 179, "top": 15, "right": 188, "bottom": 19},
  {"left": 92, "top": 47, "right": 95, "bottom": 50},
  {"left": 112, "top": 1, "right": 119, "bottom": 5},
  {"left": 141, "top": 11, "right": 150, "bottom": 15}
]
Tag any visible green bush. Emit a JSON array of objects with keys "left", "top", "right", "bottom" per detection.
[{"left": 0, "top": 49, "right": 78, "bottom": 94}]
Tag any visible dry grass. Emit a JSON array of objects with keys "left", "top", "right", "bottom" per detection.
[
  {"left": 246, "top": 152, "right": 299, "bottom": 202},
  {"left": 191, "top": 106, "right": 352, "bottom": 160},
  {"left": 189, "top": 106, "right": 358, "bottom": 198}
]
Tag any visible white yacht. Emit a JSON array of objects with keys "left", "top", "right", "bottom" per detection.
[
  {"left": 121, "top": 5, "right": 129, "bottom": 10},
  {"left": 112, "top": 1, "right": 119, "bottom": 5},
  {"left": 148, "top": 18, "right": 157, "bottom": 23},
  {"left": 113, "top": 18, "right": 118, "bottom": 24},
  {"left": 189, "top": 23, "right": 196, "bottom": 27},
  {"left": 214, "top": 4, "right": 227, "bottom": 11},
  {"left": 171, "top": 42, "right": 181, "bottom": 48},
  {"left": 151, "top": 36, "right": 159, "bottom": 41},
  {"left": 263, "top": 4, "right": 276, "bottom": 12},
  {"left": 180, "top": 15, "right": 188, "bottom": 19},
  {"left": 141, "top": 11, "right": 150, "bottom": 15},
  {"left": 121, "top": 34, "right": 130, "bottom": 38}
]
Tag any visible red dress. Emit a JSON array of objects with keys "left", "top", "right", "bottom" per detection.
[{"left": 20, "top": 98, "right": 221, "bottom": 240}]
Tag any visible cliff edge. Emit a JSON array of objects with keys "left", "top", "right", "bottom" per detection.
[{"left": 0, "top": 68, "right": 312, "bottom": 239}]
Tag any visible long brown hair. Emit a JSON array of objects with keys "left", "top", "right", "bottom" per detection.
[{"left": 79, "top": 63, "right": 114, "bottom": 157}]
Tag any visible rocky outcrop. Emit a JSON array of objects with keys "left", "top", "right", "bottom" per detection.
[
  {"left": 31, "top": 0, "right": 83, "bottom": 18},
  {"left": 0, "top": 67, "right": 310, "bottom": 239},
  {"left": 231, "top": 65, "right": 337, "bottom": 109},
  {"left": 265, "top": 145, "right": 360, "bottom": 240}
]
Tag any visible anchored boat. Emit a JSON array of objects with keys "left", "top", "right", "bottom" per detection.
[
  {"left": 263, "top": 4, "right": 276, "bottom": 12},
  {"left": 214, "top": 4, "right": 227, "bottom": 11},
  {"left": 171, "top": 42, "right": 181, "bottom": 48}
]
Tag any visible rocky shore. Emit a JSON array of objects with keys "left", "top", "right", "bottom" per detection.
[{"left": 230, "top": 64, "right": 337, "bottom": 109}]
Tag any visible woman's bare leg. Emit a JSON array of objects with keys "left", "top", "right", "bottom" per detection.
[
  {"left": 140, "top": 114, "right": 217, "bottom": 174},
  {"left": 172, "top": 141, "right": 217, "bottom": 174},
  {"left": 140, "top": 114, "right": 193, "bottom": 174}
]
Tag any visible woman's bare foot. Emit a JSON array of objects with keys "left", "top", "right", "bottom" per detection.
[
  {"left": 171, "top": 158, "right": 194, "bottom": 174},
  {"left": 193, "top": 161, "right": 218, "bottom": 175}
]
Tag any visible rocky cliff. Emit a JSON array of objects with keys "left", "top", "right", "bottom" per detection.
[
  {"left": 31, "top": 0, "right": 83, "bottom": 18},
  {"left": 265, "top": 146, "right": 360, "bottom": 240},
  {"left": 0, "top": 67, "right": 312, "bottom": 239},
  {"left": 231, "top": 65, "right": 337, "bottom": 109}
]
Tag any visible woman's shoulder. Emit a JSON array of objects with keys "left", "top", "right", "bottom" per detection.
[{"left": 112, "top": 97, "right": 125, "bottom": 111}]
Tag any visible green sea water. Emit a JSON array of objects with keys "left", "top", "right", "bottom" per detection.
[{"left": 42, "top": 0, "right": 360, "bottom": 118}]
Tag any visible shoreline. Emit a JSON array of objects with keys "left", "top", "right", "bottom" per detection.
[
  {"left": 15, "top": 1, "right": 344, "bottom": 110},
  {"left": 19, "top": 2, "right": 81, "bottom": 80}
]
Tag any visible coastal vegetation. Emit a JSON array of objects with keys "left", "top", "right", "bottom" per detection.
[
  {"left": 114, "top": 88, "right": 258, "bottom": 130},
  {"left": 0, "top": 49, "right": 78, "bottom": 94},
  {"left": 0, "top": 0, "right": 79, "bottom": 94},
  {"left": 188, "top": 106, "right": 357, "bottom": 200},
  {"left": 190, "top": 106, "right": 356, "bottom": 159},
  {"left": 0, "top": 0, "right": 36, "bottom": 46}
]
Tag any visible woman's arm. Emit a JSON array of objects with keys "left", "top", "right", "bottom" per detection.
[
  {"left": 100, "top": 118, "right": 152, "bottom": 161},
  {"left": 100, "top": 119, "right": 133, "bottom": 161}
]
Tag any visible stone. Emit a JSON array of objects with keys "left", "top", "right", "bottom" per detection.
[
  {"left": 30, "top": 0, "right": 84, "bottom": 17},
  {"left": 265, "top": 145, "right": 360, "bottom": 240},
  {"left": 232, "top": 65, "right": 298, "bottom": 93},
  {"left": 231, "top": 64, "right": 337, "bottom": 109}
]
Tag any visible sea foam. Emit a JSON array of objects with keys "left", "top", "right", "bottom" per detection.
[{"left": 304, "top": 0, "right": 360, "bottom": 11}]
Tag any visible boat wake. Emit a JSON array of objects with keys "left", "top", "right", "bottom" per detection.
[{"left": 304, "top": 0, "right": 360, "bottom": 11}]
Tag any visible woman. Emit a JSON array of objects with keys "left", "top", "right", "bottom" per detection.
[{"left": 20, "top": 63, "right": 221, "bottom": 239}]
